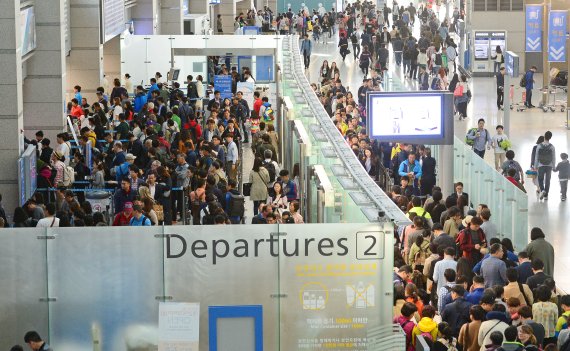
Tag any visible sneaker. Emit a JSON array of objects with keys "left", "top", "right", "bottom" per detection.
[
  {"left": 544, "top": 195, "right": 548, "bottom": 200},
  {"left": 562, "top": 196, "right": 567, "bottom": 201},
  {"left": 539, "top": 191, "right": 545, "bottom": 200}
]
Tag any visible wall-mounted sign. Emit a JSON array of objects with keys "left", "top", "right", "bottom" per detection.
[
  {"left": 474, "top": 32, "right": 490, "bottom": 60},
  {"left": 505, "top": 51, "right": 519, "bottom": 78},
  {"left": 525, "top": 5, "right": 542, "bottom": 52}
]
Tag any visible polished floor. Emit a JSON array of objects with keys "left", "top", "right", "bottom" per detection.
[{"left": 299, "top": 22, "right": 570, "bottom": 290}]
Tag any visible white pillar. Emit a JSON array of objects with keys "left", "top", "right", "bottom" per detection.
[
  {"left": 218, "top": 0, "right": 237, "bottom": 34},
  {"left": 132, "top": 0, "right": 158, "bottom": 35},
  {"left": 23, "top": 0, "right": 67, "bottom": 142},
  {"left": 0, "top": 0, "right": 25, "bottom": 214},
  {"left": 67, "top": 0, "right": 104, "bottom": 103},
  {"left": 161, "top": 0, "right": 184, "bottom": 35}
]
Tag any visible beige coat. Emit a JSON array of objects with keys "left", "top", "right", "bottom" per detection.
[{"left": 249, "top": 167, "right": 270, "bottom": 201}]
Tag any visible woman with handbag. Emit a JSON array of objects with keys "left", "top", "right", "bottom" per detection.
[{"left": 249, "top": 157, "right": 270, "bottom": 215}]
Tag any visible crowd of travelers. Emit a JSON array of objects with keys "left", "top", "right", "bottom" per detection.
[{"left": 7, "top": 54, "right": 305, "bottom": 227}]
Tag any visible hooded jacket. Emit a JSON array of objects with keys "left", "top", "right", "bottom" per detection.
[
  {"left": 394, "top": 315, "right": 416, "bottom": 351},
  {"left": 412, "top": 317, "right": 438, "bottom": 346},
  {"left": 134, "top": 92, "right": 147, "bottom": 113}
]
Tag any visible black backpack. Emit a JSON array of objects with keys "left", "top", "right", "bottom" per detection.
[
  {"left": 537, "top": 145, "right": 553, "bottom": 165},
  {"left": 520, "top": 74, "right": 527, "bottom": 88},
  {"left": 228, "top": 192, "right": 245, "bottom": 218},
  {"left": 187, "top": 82, "right": 198, "bottom": 99},
  {"left": 263, "top": 161, "right": 276, "bottom": 183},
  {"left": 435, "top": 53, "right": 442, "bottom": 65}
]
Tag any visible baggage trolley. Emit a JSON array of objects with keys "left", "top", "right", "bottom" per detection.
[
  {"left": 548, "top": 85, "right": 567, "bottom": 112},
  {"left": 513, "top": 86, "right": 527, "bottom": 112}
]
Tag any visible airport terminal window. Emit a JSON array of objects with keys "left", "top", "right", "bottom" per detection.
[
  {"left": 511, "top": 0, "right": 523, "bottom": 11},
  {"left": 473, "top": 0, "right": 486, "bottom": 12},
  {"left": 499, "top": 0, "right": 510, "bottom": 12},
  {"left": 486, "top": 0, "right": 497, "bottom": 11}
]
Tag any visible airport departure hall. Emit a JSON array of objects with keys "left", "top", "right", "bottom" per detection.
[{"left": 2, "top": 0, "right": 570, "bottom": 350}]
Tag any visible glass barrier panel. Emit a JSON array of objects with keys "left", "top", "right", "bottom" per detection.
[
  {"left": 277, "top": 223, "right": 395, "bottom": 350},
  {"left": 47, "top": 227, "right": 164, "bottom": 351},
  {"left": 0, "top": 228, "right": 49, "bottom": 349},
  {"left": 163, "top": 224, "right": 280, "bottom": 351}
]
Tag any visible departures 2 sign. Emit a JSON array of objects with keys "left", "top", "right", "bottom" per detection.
[{"left": 163, "top": 223, "right": 392, "bottom": 351}]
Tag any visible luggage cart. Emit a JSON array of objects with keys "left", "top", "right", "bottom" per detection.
[
  {"left": 513, "top": 86, "right": 527, "bottom": 112},
  {"left": 548, "top": 85, "right": 567, "bottom": 112}
]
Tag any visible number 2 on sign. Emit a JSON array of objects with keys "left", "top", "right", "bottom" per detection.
[{"left": 356, "top": 232, "right": 384, "bottom": 260}]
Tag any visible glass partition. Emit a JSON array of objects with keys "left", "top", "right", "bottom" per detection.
[
  {"left": 453, "top": 136, "right": 529, "bottom": 250},
  {"left": 0, "top": 228, "right": 49, "bottom": 347},
  {"left": 0, "top": 223, "right": 397, "bottom": 351},
  {"left": 47, "top": 226, "right": 164, "bottom": 351}
]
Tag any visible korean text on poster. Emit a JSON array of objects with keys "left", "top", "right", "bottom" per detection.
[
  {"left": 548, "top": 10, "right": 567, "bottom": 62},
  {"left": 525, "top": 5, "right": 542, "bottom": 52}
]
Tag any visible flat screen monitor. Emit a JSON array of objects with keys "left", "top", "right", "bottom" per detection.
[
  {"left": 366, "top": 91, "right": 454, "bottom": 145},
  {"left": 20, "top": 6, "right": 36, "bottom": 57}
]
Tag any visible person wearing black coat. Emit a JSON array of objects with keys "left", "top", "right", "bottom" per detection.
[
  {"left": 154, "top": 168, "right": 173, "bottom": 225},
  {"left": 420, "top": 147, "right": 437, "bottom": 195},
  {"left": 441, "top": 285, "right": 473, "bottom": 337}
]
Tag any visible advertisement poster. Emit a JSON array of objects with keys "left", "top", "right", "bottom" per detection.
[
  {"left": 474, "top": 32, "right": 490, "bottom": 60},
  {"left": 525, "top": 5, "right": 542, "bottom": 52},
  {"left": 236, "top": 81, "right": 255, "bottom": 110},
  {"left": 548, "top": 11, "right": 567, "bottom": 62},
  {"left": 490, "top": 32, "right": 506, "bottom": 60},
  {"left": 159, "top": 302, "right": 200, "bottom": 351},
  {"left": 213, "top": 75, "right": 233, "bottom": 99}
]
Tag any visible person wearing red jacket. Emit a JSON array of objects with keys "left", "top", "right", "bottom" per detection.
[
  {"left": 113, "top": 201, "right": 134, "bottom": 226},
  {"left": 70, "top": 98, "right": 83, "bottom": 118},
  {"left": 456, "top": 216, "right": 487, "bottom": 265}
]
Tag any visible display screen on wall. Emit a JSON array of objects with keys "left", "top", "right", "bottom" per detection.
[
  {"left": 366, "top": 92, "right": 454, "bottom": 145},
  {"left": 490, "top": 32, "right": 506, "bottom": 60},
  {"left": 474, "top": 32, "right": 490, "bottom": 60},
  {"left": 20, "top": 6, "right": 36, "bottom": 57},
  {"left": 102, "top": 0, "right": 125, "bottom": 43}
]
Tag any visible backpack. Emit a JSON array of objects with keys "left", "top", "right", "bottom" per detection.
[
  {"left": 434, "top": 53, "right": 442, "bottom": 65},
  {"left": 263, "top": 160, "right": 276, "bottom": 183},
  {"left": 263, "top": 106, "right": 275, "bottom": 122},
  {"left": 519, "top": 74, "right": 527, "bottom": 88},
  {"left": 561, "top": 335, "right": 570, "bottom": 351},
  {"left": 503, "top": 160, "right": 520, "bottom": 180},
  {"left": 228, "top": 192, "right": 245, "bottom": 218},
  {"left": 62, "top": 165, "right": 75, "bottom": 186},
  {"left": 420, "top": 330, "right": 434, "bottom": 343},
  {"left": 465, "top": 128, "right": 477, "bottom": 146},
  {"left": 431, "top": 77, "right": 441, "bottom": 90},
  {"left": 537, "top": 145, "right": 553, "bottom": 165}
]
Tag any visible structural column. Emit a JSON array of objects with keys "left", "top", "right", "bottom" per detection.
[
  {"left": 23, "top": 0, "right": 67, "bottom": 142},
  {"left": 0, "top": 0, "right": 25, "bottom": 215},
  {"left": 132, "top": 0, "right": 158, "bottom": 35},
  {"left": 217, "top": 0, "right": 237, "bottom": 34},
  {"left": 161, "top": 0, "right": 184, "bottom": 35},
  {"left": 66, "top": 0, "right": 103, "bottom": 103}
]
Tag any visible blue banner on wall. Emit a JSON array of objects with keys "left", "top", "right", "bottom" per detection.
[
  {"left": 525, "top": 5, "right": 542, "bottom": 52},
  {"left": 548, "top": 10, "right": 567, "bottom": 62},
  {"left": 214, "top": 75, "right": 233, "bottom": 99}
]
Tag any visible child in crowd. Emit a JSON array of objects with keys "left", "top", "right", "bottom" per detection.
[
  {"left": 554, "top": 152, "right": 569, "bottom": 201},
  {"left": 491, "top": 125, "right": 510, "bottom": 171}
]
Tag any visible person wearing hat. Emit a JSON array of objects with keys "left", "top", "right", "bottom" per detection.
[
  {"left": 50, "top": 151, "right": 66, "bottom": 185},
  {"left": 113, "top": 153, "right": 136, "bottom": 183},
  {"left": 113, "top": 200, "right": 134, "bottom": 226},
  {"left": 456, "top": 216, "right": 487, "bottom": 266}
]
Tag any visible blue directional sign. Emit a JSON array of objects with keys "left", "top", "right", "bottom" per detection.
[
  {"left": 214, "top": 75, "right": 233, "bottom": 99},
  {"left": 548, "top": 10, "right": 567, "bottom": 62},
  {"left": 525, "top": 5, "right": 542, "bottom": 52}
]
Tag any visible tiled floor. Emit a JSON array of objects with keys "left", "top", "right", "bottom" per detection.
[{"left": 300, "top": 25, "right": 570, "bottom": 290}]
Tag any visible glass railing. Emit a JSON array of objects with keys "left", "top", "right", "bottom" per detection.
[
  {"left": 452, "top": 136, "right": 529, "bottom": 250},
  {"left": 379, "top": 70, "right": 529, "bottom": 250},
  {"left": 280, "top": 36, "right": 411, "bottom": 226}
]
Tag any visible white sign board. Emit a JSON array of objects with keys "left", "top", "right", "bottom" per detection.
[
  {"left": 159, "top": 302, "right": 200, "bottom": 351},
  {"left": 237, "top": 81, "right": 255, "bottom": 110}
]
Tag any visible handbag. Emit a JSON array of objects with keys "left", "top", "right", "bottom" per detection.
[
  {"left": 153, "top": 204, "right": 164, "bottom": 222},
  {"left": 453, "top": 84, "right": 464, "bottom": 97},
  {"left": 242, "top": 182, "right": 252, "bottom": 196}
]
